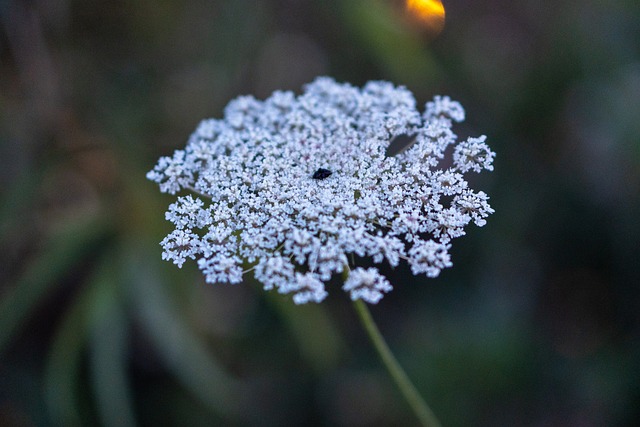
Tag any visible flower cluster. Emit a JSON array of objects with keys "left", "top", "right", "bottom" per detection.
[{"left": 148, "top": 77, "right": 495, "bottom": 304}]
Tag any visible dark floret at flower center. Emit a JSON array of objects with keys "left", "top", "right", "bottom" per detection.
[{"left": 312, "top": 168, "right": 333, "bottom": 180}]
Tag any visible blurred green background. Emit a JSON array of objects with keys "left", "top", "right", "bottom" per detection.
[{"left": 1, "top": 0, "right": 639, "bottom": 426}]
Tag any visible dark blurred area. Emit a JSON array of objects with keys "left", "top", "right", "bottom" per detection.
[{"left": 1, "top": 0, "right": 639, "bottom": 426}]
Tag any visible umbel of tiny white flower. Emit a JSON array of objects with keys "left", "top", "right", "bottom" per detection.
[{"left": 148, "top": 77, "right": 495, "bottom": 304}]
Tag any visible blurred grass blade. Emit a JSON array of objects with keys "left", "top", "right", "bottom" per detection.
[
  {"left": 123, "top": 243, "right": 252, "bottom": 422},
  {"left": 0, "top": 169, "right": 42, "bottom": 239},
  {"left": 267, "top": 292, "right": 346, "bottom": 373},
  {"left": 88, "top": 254, "right": 137, "bottom": 427},
  {"left": 337, "top": 0, "right": 440, "bottom": 86},
  {"left": 43, "top": 265, "right": 104, "bottom": 426},
  {"left": 0, "top": 216, "right": 111, "bottom": 354}
]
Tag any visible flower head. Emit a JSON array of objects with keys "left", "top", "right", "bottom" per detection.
[{"left": 148, "top": 77, "right": 495, "bottom": 304}]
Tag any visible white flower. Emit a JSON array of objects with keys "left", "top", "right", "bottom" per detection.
[
  {"left": 290, "top": 273, "right": 328, "bottom": 305},
  {"left": 343, "top": 267, "right": 393, "bottom": 304},
  {"left": 407, "top": 240, "right": 452, "bottom": 277},
  {"left": 453, "top": 135, "right": 495, "bottom": 173},
  {"left": 148, "top": 77, "right": 495, "bottom": 304}
]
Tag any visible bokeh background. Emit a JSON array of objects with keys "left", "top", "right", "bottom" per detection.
[{"left": 1, "top": 0, "right": 639, "bottom": 426}]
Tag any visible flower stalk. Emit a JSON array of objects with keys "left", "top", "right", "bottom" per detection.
[{"left": 353, "top": 299, "right": 442, "bottom": 427}]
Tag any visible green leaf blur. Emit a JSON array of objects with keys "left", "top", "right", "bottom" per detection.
[{"left": 1, "top": 1, "right": 639, "bottom": 426}]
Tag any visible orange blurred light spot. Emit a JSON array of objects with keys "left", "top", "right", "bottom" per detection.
[{"left": 405, "top": 0, "right": 445, "bottom": 34}]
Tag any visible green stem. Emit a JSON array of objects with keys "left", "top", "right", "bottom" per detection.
[{"left": 353, "top": 299, "right": 442, "bottom": 427}]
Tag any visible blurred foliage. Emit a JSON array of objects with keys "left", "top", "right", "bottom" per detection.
[{"left": 1, "top": 0, "right": 639, "bottom": 426}]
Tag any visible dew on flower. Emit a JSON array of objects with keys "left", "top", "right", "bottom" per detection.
[{"left": 148, "top": 77, "right": 495, "bottom": 304}]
